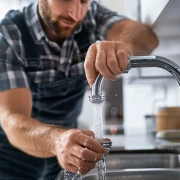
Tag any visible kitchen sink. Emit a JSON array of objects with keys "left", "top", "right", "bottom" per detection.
[
  {"left": 104, "top": 149, "right": 180, "bottom": 169},
  {"left": 83, "top": 169, "right": 180, "bottom": 180}
]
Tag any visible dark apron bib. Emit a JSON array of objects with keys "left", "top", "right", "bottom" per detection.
[{"left": 30, "top": 74, "right": 87, "bottom": 127}]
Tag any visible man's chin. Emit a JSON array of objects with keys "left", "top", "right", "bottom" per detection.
[
  {"left": 60, "top": 31, "right": 73, "bottom": 38},
  {"left": 51, "top": 25, "right": 77, "bottom": 39},
  {"left": 52, "top": 31, "right": 72, "bottom": 41}
]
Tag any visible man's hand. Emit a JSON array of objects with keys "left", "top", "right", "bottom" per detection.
[
  {"left": 54, "top": 129, "right": 108, "bottom": 175},
  {"left": 84, "top": 20, "right": 159, "bottom": 87},
  {"left": 84, "top": 41, "right": 130, "bottom": 87}
]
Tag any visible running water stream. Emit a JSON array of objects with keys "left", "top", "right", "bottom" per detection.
[
  {"left": 93, "top": 103, "right": 106, "bottom": 180},
  {"left": 93, "top": 103, "right": 103, "bottom": 141},
  {"left": 55, "top": 170, "right": 81, "bottom": 180}
]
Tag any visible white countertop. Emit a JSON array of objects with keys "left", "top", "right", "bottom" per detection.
[{"left": 105, "top": 132, "right": 156, "bottom": 151}]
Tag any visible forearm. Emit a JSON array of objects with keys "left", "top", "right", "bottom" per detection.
[
  {"left": 1, "top": 113, "right": 67, "bottom": 158},
  {"left": 108, "top": 19, "right": 159, "bottom": 55}
]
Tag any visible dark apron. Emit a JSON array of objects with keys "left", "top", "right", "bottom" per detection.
[
  {"left": 0, "top": 10, "right": 90, "bottom": 180},
  {"left": 30, "top": 74, "right": 87, "bottom": 127}
]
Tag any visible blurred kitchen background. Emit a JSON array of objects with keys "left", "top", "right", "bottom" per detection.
[
  {"left": 79, "top": 0, "right": 180, "bottom": 137},
  {"left": 1, "top": 0, "right": 180, "bottom": 148}
]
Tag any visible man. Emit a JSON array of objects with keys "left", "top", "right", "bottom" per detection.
[{"left": 0, "top": 0, "right": 158, "bottom": 179}]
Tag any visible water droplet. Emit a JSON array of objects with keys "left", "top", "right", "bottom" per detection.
[
  {"left": 84, "top": 138, "right": 87, "bottom": 147},
  {"left": 97, "top": 158, "right": 106, "bottom": 180},
  {"left": 76, "top": 158, "right": 79, "bottom": 166}
]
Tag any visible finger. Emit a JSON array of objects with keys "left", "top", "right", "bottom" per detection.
[
  {"left": 95, "top": 50, "right": 116, "bottom": 80},
  {"left": 68, "top": 164, "right": 79, "bottom": 174},
  {"left": 76, "top": 133, "right": 108, "bottom": 154},
  {"left": 67, "top": 164, "right": 88, "bottom": 175},
  {"left": 70, "top": 154, "right": 96, "bottom": 170},
  {"left": 75, "top": 164, "right": 94, "bottom": 175},
  {"left": 71, "top": 144, "right": 103, "bottom": 162},
  {"left": 81, "top": 130, "right": 95, "bottom": 139},
  {"left": 84, "top": 44, "right": 97, "bottom": 86},
  {"left": 106, "top": 51, "right": 122, "bottom": 75},
  {"left": 117, "top": 49, "right": 128, "bottom": 72},
  {"left": 60, "top": 152, "right": 96, "bottom": 175}
]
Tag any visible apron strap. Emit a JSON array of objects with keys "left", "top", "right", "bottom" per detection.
[{"left": 8, "top": 10, "right": 38, "bottom": 59}]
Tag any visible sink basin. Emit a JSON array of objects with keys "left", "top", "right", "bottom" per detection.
[
  {"left": 105, "top": 149, "right": 180, "bottom": 169},
  {"left": 83, "top": 169, "right": 180, "bottom": 180}
]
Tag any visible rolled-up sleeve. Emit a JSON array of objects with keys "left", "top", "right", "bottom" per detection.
[
  {"left": 0, "top": 33, "right": 29, "bottom": 91},
  {"left": 92, "top": 1, "right": 128, "bottom": 40}
]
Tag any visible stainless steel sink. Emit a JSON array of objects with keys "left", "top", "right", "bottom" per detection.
[
  {"left": 83, "top": 169, "right": 180, "bottom": 180},
  {"left": 105, "top": 149, "right": 180, "bottom": 169}
]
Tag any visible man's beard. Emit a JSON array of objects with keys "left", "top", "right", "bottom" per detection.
[
  {"left": 39, "top": 0, "right": 80, "bottom": 40},
  {"left": 44, "top": 16, "right": 79, "bottom": 38}
]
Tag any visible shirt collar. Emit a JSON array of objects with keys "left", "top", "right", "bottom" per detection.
[{"left": 24, "top": 0, "right": 46, "bottom": 41}]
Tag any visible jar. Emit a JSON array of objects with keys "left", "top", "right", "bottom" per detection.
[{"left": 157, "top": 107, "right": 180, "bottom": 132}]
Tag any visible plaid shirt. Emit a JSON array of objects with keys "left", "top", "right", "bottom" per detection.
[{"left": 0, "top": 0, "right": 127, "bottom": 91}]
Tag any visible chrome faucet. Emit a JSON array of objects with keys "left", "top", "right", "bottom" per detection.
[{"left": 89, "top": 55, "right": 180, "bottom": 104}]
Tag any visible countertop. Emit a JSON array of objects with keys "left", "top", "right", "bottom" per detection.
[
  {"left": 104, "top": 128, "right": 180, "bottom": 152},
  {"left": 105, "top": 132, "right": 156, "bottom": 151}
]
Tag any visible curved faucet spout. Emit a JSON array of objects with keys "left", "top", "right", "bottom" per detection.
[{"left": 89, "top": 55, "right": 180, "bottom": 103}]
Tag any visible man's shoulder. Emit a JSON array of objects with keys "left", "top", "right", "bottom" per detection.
[
  {"left": 0, "top": 10, "right": 23, "bottom": 40},
  {"left": 1, "top": 10, "right": 22, "bottom": 26},
  {"left": 89, "top": 0, "right": 99, "bottom": 14},
  {"left": 0, "top": 10, "right": 25, "bottom": 61},
  {"left": 87, "top": 1, "right": 117, "bottom": 19}
]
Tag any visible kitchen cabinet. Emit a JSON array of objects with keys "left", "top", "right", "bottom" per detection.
[{"left": 127, "top": 0, "right": 180, "bottom": 85}]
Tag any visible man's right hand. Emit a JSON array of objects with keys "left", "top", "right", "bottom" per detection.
[{"left": 53, "top": 129, "right": 108, "bottom": 175}]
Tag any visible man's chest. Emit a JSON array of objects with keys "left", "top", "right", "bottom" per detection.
[{"left": 24, "top": 32, "right": 91, "bottom": 83}]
